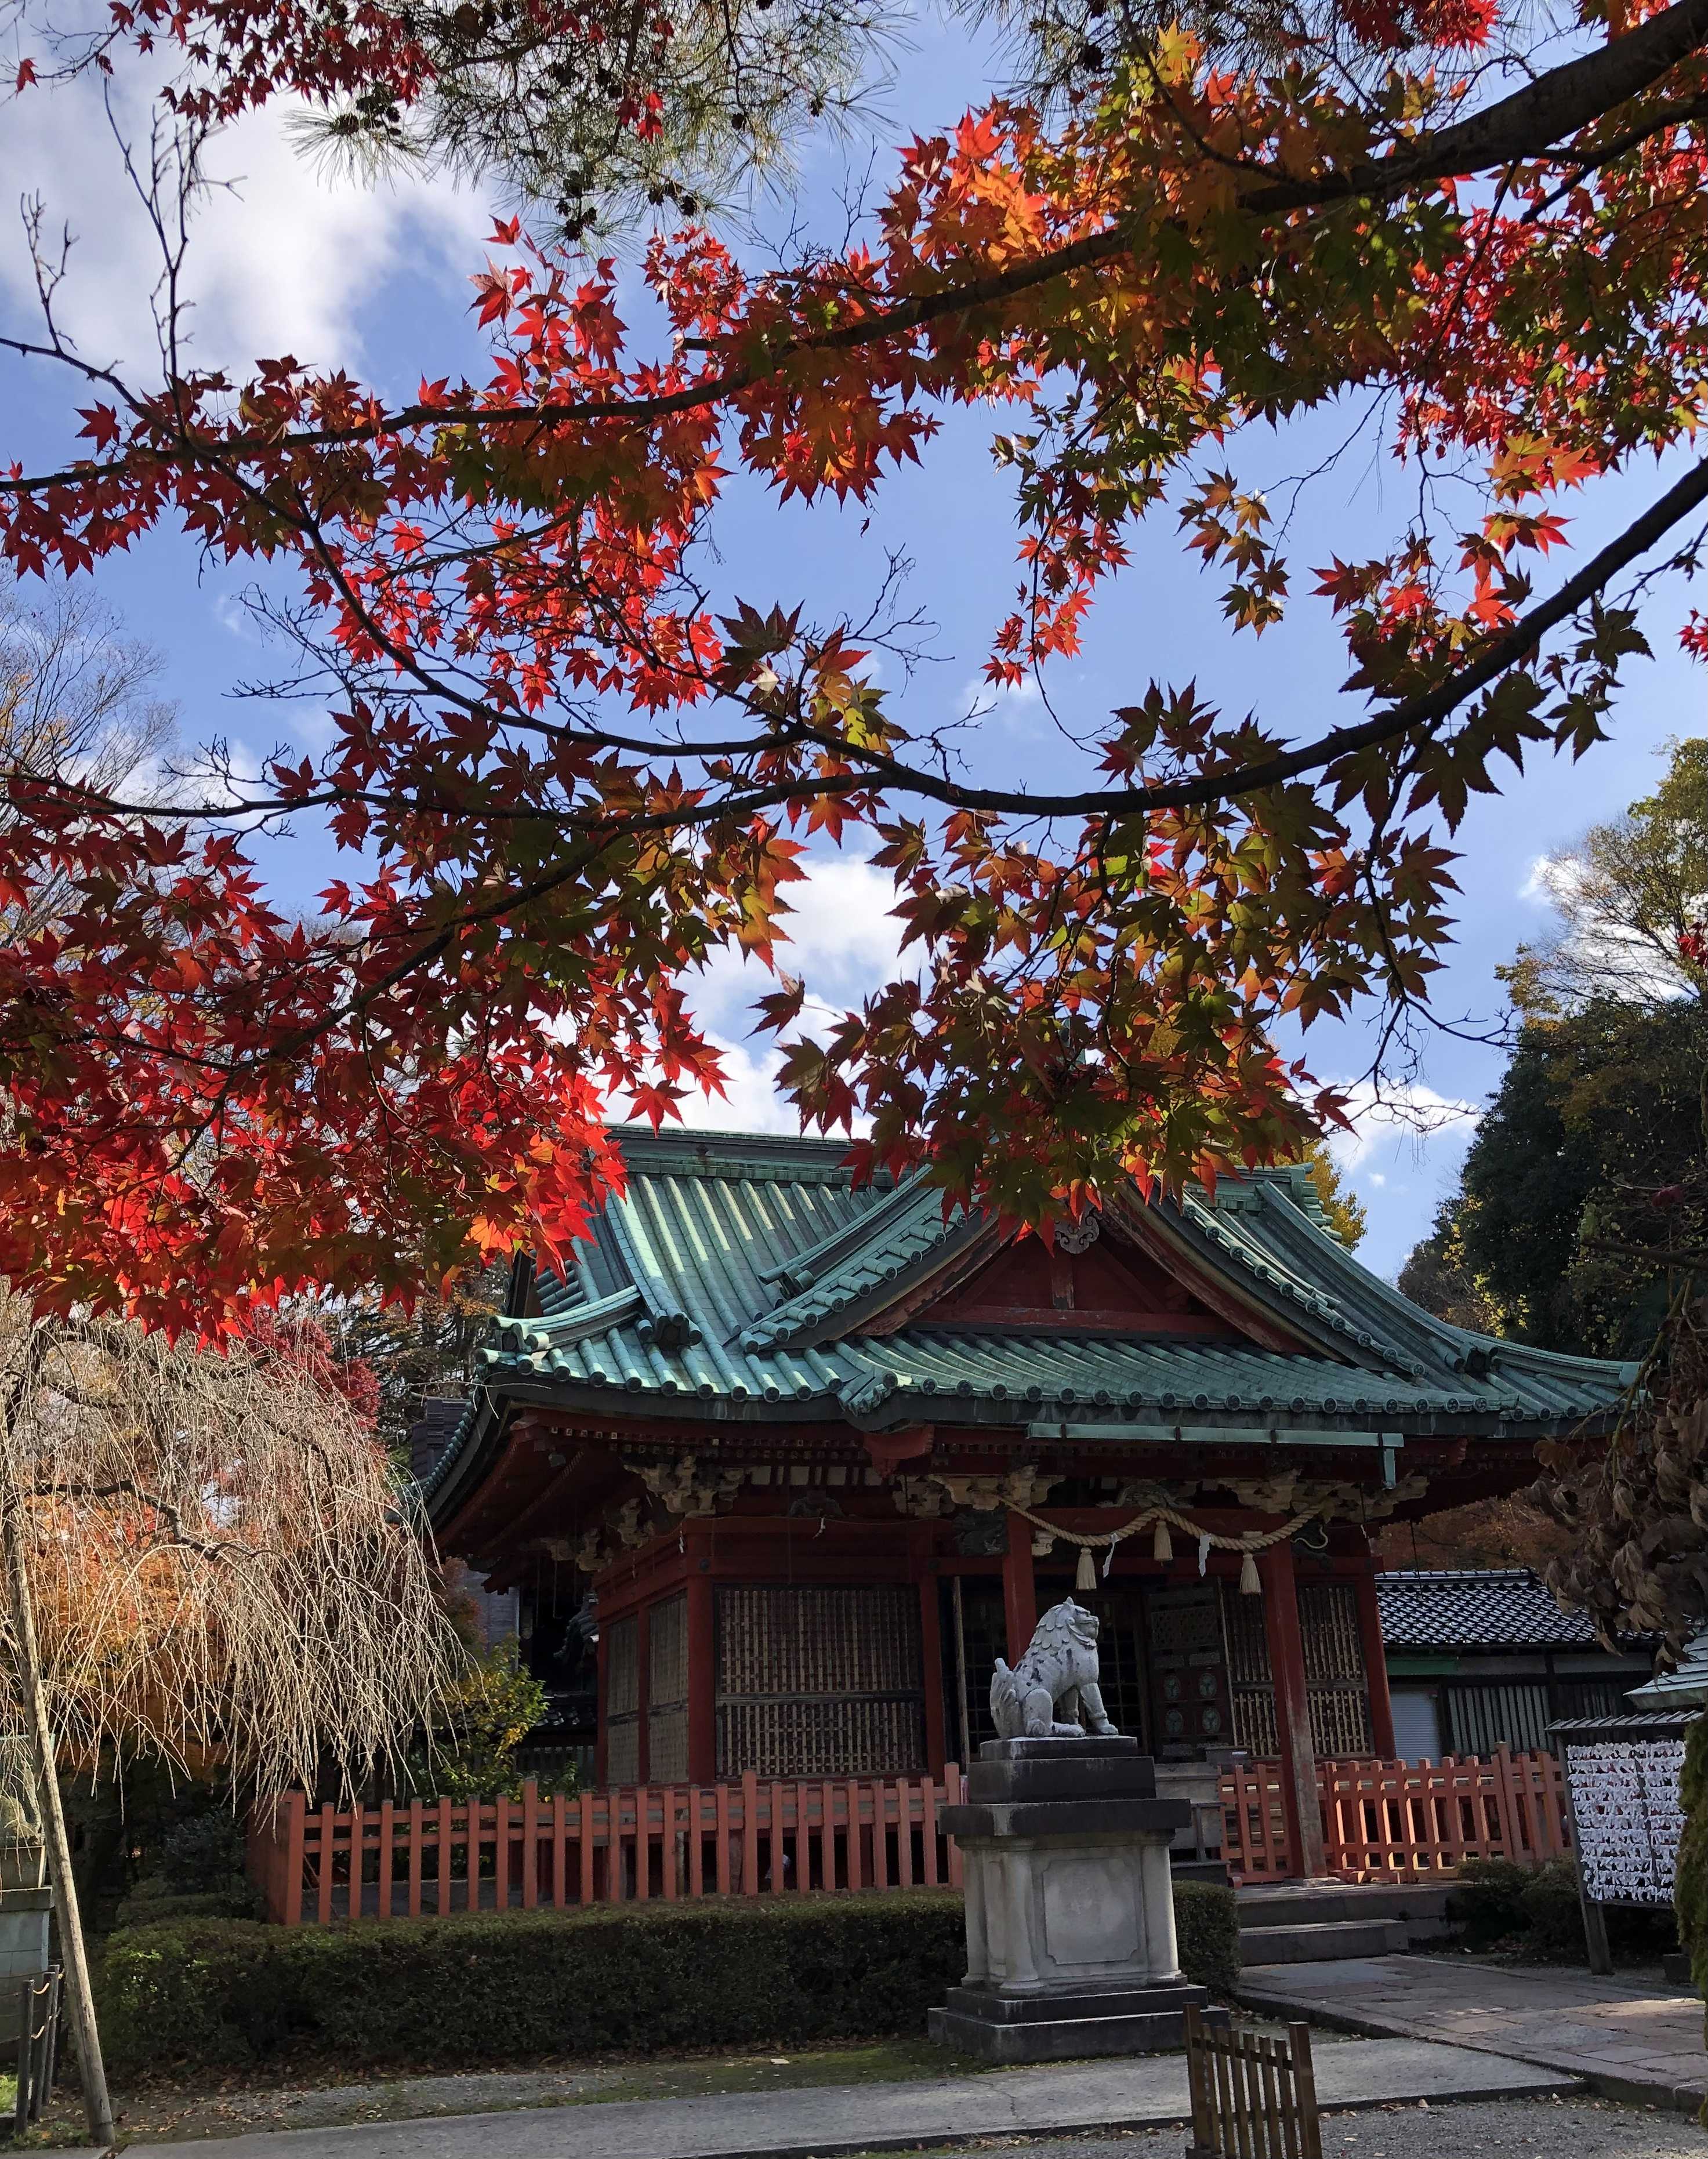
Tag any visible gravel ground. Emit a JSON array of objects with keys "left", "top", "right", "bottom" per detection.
[{"left": 849, "top": 2096, "right": 1708, "bottom": 2159}]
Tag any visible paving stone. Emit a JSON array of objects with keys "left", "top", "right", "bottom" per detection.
[
  {"left": 1234, "top": 1955, "right": 1706, "bottom": 2111},
  {"left": 130, "top": 2040, "right": 1579, "bottom": 2159}
]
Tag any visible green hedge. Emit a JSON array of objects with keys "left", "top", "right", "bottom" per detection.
[
  {"left": 98, "top": 1880, "right": 1239, "bottom": 2076},
  {"left": 1174, "top": 1878, "right": 1240, "bottom": 1994},
  {"left": 112, "top": 1882, "right": 263, "bottom": 1931}
]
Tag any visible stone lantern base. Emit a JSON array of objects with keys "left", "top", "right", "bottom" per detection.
[{"left": 929, "top": 1736, "right": 1227, "bottom": 2064}]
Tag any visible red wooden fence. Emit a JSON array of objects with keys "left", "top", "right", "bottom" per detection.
[
  {"left": 249, "top": 1767, "right": 966, "bottom": 1925},
  {"left": 1220, "top": 1748, "right": 1573, "bottom": 1885},
  {"left": 249, "top": 1750, "right": 1577, "bottom": 1922}
]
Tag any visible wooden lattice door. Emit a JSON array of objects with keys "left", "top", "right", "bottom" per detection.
[
  {"left": 1219, "top": 1576, "right": 1374, "bottom": 1758},
  {"left": 604, "top": 1614, "right": 640, "bottom": 1786},
  {"left": 1218, "top": 1586, "right": 1278, "bottom": 1756},
  {"left": 1147, "top": 1584, "right": 1237, "bottom": 1758},
  {"left": 1297, "top": 1581, "right": 1373, "bottom": 1756},
  {"left": 647, "top": 1593, "right": 690, "bottom": 1783}
]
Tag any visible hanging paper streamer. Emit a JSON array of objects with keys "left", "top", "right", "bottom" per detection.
[
  {"left": 1197, "top": 1533, "right": 1211, "bottom": 1579},
  {"left": 1151, "top": 1519, "right": 1173, "bottom": 1564},
  {"left": 1103, "top": 1530, "right": 1122, "bottom": 1580}
]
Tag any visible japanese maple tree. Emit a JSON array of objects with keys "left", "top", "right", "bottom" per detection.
[{"left": 1, "top": 0, "right": 1707, "bottom": 1334}]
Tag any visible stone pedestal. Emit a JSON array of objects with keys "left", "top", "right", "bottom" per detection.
[{"left": 930, "top": 1736, "right": 1226, "bottom": 2063}]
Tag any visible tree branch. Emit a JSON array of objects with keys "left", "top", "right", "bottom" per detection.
[{"left": 3, "top": 0, "right": 1706, "bottom": 484}]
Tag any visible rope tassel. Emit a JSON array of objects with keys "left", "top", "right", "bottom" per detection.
[
  {"left": 1239, "top": 1550, "right": 1262, "bottom": 1596},
  {"left": 1075, "top": 1545, "right": 1098, "bottom": 1593},
  {"left": 1151, "top": 1518, "right": 1173, "bottom": 1563}
]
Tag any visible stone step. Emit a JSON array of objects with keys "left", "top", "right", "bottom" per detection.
[
  {"left": 1238, "top": 1917, "right": 1410, "bottom": 1965},
  {"left": 929, "top": 2001, "right": 1230, "bottom": 2065},
  {"left": 1236, "top": 1885, "right": 1452, "bottom": 1933}
]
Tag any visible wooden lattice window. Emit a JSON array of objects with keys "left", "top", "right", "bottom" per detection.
[
  {"left": 1217, "top": 1586, "right": 1279, "bottom": 1757},
  {"left": 604, "top": 1614, "right": 640, "bottom": 1786},
  {"left": 648, "top": 1593, "right": 690, "bottom": 1784},
  {"left": 1298, "top": 1581, "right": 1373, "bottom": 1757},
  {"left": 715, "top": 1585, "right": 925, "bottom": 1778}
]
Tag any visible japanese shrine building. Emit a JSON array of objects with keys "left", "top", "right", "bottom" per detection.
[{"left": 417, "top": 1127, "right": 1629, "bottom": 1875}]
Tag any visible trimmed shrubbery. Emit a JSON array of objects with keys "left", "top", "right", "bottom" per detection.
[
  {"left": 98, "top": 1879, "right": 1240, "bottom": 2077},
  {"left": 1173, "top": 1878, "right": 1241, "bottom": 1994},
  {"left": 1452, "top": 1854, "right": 1677, "bottom": 1963}
]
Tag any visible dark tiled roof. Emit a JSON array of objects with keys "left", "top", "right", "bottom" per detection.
[
  {"left": 1376, "top": 1569, "right": 1600, "bottom": 1651},
  {"left": 406, "top": 1394, "right": 475, "bottom": 1489}
]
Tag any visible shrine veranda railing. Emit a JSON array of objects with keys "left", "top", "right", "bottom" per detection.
[
  {"left": 248, "top": 1750, "right": 1576, "bottom": 1922},
  {"left": 1219, "top": 1748, "right": 1573, "bottom": 1885}
]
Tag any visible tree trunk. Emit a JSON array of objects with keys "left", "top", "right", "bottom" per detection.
[{"left": 0, "top": 1463, "right": 115, "bottom": 2147}]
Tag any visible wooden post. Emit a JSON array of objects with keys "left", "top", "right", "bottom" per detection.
[
  {"left": 0, "top": 1453, "right": 115, "bottom": 2147},
  {"left": 917, "top": 1562, "right": 947, "bottom": 1779},
  {"left": 1258, "top": 1540, "right": 1327, "bottom": 1879},
  {"left": 1351, "top": 1555, "right": 1397, "bottom": 1759},
  {"left": 1557, "top": 1756, "right": 1614, "bottom": 1974},
  {"left": 1290, "top": 2021, "right": 1323, "bottom": 2159},
  {"left": 951, "top": 1576, "right": 974, "bottom": 1769},
  {"left": 1002, "top": 1511, "right": 1037, "bottom": 1661},
  {"left": 1184, "top": 2002, "right": 1213, "bottom": 2156},
  {"left": 686, "top": 1567, "right": 717, "bottom": 1784}
]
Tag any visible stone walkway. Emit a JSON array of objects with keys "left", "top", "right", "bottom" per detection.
[
  {"left": 1236, "top": 1955, "right": 1706, "bottom": 2114},
  {"left": 128, "top": 2040, "right": 1576, "bottom": 2157}
]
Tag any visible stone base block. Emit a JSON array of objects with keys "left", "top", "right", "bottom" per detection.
[{"left": 929, "top": 1981, "right": 1227, "bottom": 2064}]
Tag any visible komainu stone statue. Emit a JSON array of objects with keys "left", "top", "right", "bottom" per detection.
[{"left": 989, "top": 1596, "right": 1120, "bottom": 1740}]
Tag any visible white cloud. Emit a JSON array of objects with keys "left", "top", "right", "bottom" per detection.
[
  {"left": 958, "top": 669, "right": 1043, "bottom": 733},
  {"left": 1519, "top": 852, "right": 1563, "bottom": 903},
  {"left": 674, "top": 1036, "right": 799, "bottom": 1135},
  {"left": 1321, "top": 1079, "right": 1481, "bottom": 1174},
  {"left": 0, "top": 70, "right": 487, "bottom": 384},
  {"left": 644, "top": 850, "right": 906, "bottom": 1134},
  {"left": 687, "top": 850, "right": 906, "bottom": 1032}
]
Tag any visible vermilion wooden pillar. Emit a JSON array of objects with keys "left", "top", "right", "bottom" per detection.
[
  {"left": 1257, "top": 1539, "right": 1328, "bottom": 1878},
  {"left": 686, "top": 1566, "right": 717, "bottom": 1783},
  {"left": 1003, "top": 1512, "right": 1038, "bottom": 1662},
  {"left": 1352, "top": 1554, "right": 1397, "bottom": 1759},
  {"left": 916, "top": 1556, "right": 947, "bottom": 1777}
]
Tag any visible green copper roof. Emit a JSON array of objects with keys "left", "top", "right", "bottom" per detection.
[{"left": 420, "top": 1127, "right": 1632, "bottom": 1509}]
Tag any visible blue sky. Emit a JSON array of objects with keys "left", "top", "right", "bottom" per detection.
[{"left": 2, "top": 13, "right": 1703, "bottom": 1282}]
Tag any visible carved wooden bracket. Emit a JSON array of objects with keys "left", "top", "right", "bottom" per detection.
[{"left": 863, "top": 1424, "right": 934, "bottom": 1472}]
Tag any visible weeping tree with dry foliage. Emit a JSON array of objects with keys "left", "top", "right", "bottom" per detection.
[{"left": 0, "top": 1294, "right": 463, "bottom": 2146}]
